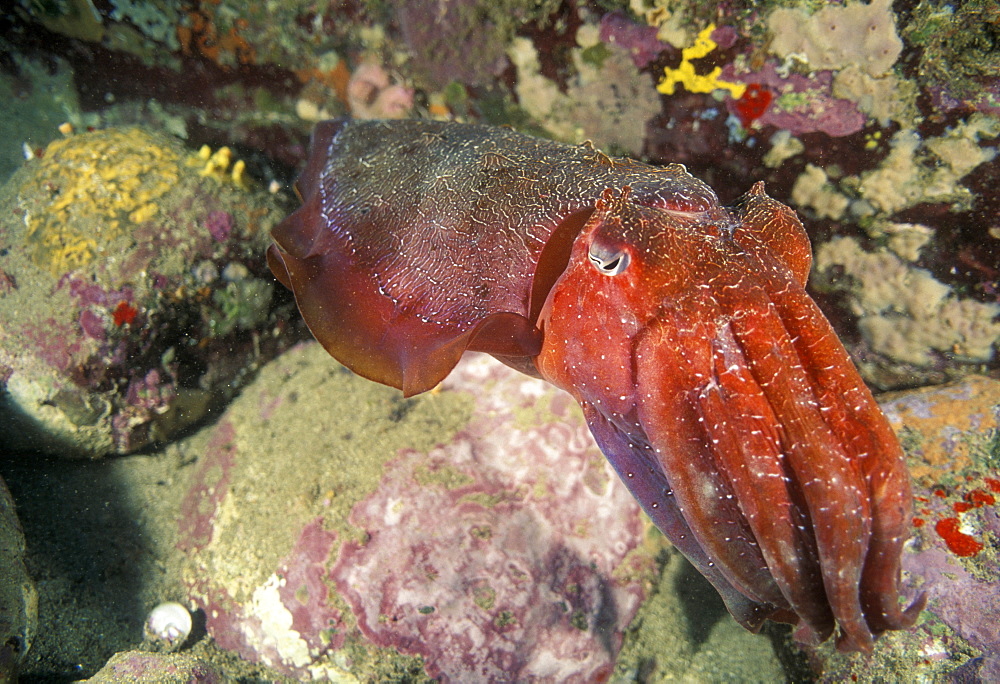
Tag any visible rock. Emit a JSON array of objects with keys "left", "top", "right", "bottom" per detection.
[
  {"left": 10, "top": 339, "right": 995, "bottom": 681},
  {"left": 0, "top": 127, "right": 299, "bottom": 457},
  {"left": 174, "top": 343, "right": 664, "bottom": 681},
  {"left": 0, "top": 475, "right": 37, "bottom": 680},
  {"left": 83, "top": 650, "right": 222, "bottom": 683},
  {"left": 814, "top": 377, "right": 1000, "bottom": 681}
]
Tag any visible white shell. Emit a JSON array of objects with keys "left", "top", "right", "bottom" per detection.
[{"left": 144, "top": 601, "right": 192, "bottom": 649}]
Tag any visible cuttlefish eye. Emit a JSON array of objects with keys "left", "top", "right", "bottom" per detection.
[{"left": 587, "top": 239, "right": 630, "bottom": 276}]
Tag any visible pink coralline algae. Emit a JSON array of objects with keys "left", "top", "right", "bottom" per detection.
[
  {"left": 124, "top": 369, "right": 175, "bottom": 411},
  {"left": 66, "top": 279, "right": 141, "bottom": 336},
  {"left": 177, "top": 421, "right": 238, "bottom": 551},
  {"left": 273, "top": 521, "right": 344, "bottom": 653},
  {"left": 204, "top": 210, "right": 233, "bottom": 242},
  {"left": 23, "top": 318, "right": 82, "bottom": 373},
  {"left": 191, "top": 517, "right": 347, "bottom": 672},
  {"left": 78, "top": 309, "right": 106, "bottom": 341},
  {"left": 598, "top": 12, "right": 672, "bottom": 68},
  {"left": 722, "top": 63, "right": 866, "bottom": 137},
  {"left": 336, "top": 361, "right": 648, "bottom": 681},
  {"left": 176, "top": 348, "right": 653, "bottom": 681},
  {"left": 333, "top": 424, "right": 643, "bottom": 680}
]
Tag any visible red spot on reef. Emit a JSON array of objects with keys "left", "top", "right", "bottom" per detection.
[
  {"left": 113, "top": 301, "right": 138, "bottom": 326},
  {"left": 734, "top": 83, "right": 772, "bottom": 127},
  {"left": 935, "top": 517, "right": 983, "bottom": 557},
  {"left": 953, "top": 502, "right": 973, "bottom": 514},
  {"left": 933, "top": 488, "right": 947, "bottom": 498},
  {"left": 966, "top": 489, "right": 996, "bottom": 507},
  {"left": 912, "top": 517, "right": 925, "bottom": 528},
  {"left": 984, "top": 478, "right": 1000, "bottom": 494}
]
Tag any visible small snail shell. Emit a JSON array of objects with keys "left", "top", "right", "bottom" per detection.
[{"left": 144, "top": 601, "right": 192, "bottom": 651}]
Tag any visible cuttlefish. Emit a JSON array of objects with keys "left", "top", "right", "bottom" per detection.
[{"left": 268, "top": 119, "right": 923, "bottom": 652}]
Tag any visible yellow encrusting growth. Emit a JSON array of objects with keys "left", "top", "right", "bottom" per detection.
[
  {"left": 188, "top": 144, "right": 251, "bottom": 189},
  {"left": 24, "top": 128, "right": 181, "bottom": 274},
  {"left": 656, "top": 24, "right": 747, "bottom": 98}
]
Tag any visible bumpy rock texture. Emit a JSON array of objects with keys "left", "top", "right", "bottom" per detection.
[
  {"left": 176, "top": 343, "right": 657, "bottom": 681},
  {"left": 5, "top": 345, "right": 997, "bottom": 681},
  {"left": 0, "top": 127, "right": 296, "bottom": 457}
]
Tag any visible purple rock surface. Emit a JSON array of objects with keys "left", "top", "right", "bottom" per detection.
[
  {"left": 599, "top": 11, "right": 672, "bottom": 68},
  {"left": 332, "top": 373, "right": 645, "bottom": 680},
  {"left": 84, "top": 650, "right": 223, "bottom": 683},
  {"left": 722, "top": 62, "right": 866, "bottom": 137},
  {"left": 176, "top": 345, "right": 651, "bottom": 681}
]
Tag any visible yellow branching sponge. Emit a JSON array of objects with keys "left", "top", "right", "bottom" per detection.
[{"left": 656, "top": 24, "right": 746, "bottom": 98}]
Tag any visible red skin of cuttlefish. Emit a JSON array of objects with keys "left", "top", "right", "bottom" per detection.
[{"left": 268, "top": 119, "right": 924, "bottom": 652}]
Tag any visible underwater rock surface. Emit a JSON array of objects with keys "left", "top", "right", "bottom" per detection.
[
  {"left": 815, "top": 377, "right": 1000, "bottom": 682},
  {"left": 175, "top": 343, "right": 657, "bottom": 681},
  {"left": 3, "top": 344, "right": 998, "bottom": 681},
  {"left": 172, "top": 344, "right": 998, "bottom": 680},
  {"left": 83, "top": 650, "right": 224, "bottom": 684},
  {"left": 149, "top": 358, "right": 1000, "bottom": 680},
  {"left": 0, "top": 127, "right": 296, "bottom": 457},
  {"left": 0, "top": 475, "right": 36, "bottom": 679}
]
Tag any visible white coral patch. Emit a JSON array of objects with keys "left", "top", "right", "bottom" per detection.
[{"left": 247, "top": 574, "right": 312, "bottom": 669}]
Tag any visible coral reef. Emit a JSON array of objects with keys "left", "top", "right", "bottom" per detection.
[
  {"left": 656, "top": 24, "right": 745, "bottom": 98},
  {"left": 722, "top": 63, "right": 867, "bottom": 138},
  {"left": 903, "top": 0, "right": 1000, "bottom": 112},
  {"left": 814, "top": 237, "right": 1000, "bottom": 389},
  {"left": 1, "top": 0, "right": 999, "bottom": 678},
  {"left": 598, "top": 10, "right": 670, "bottom": 69},
  {"left": 396, "top": 0, "right": 516, "bottom": 90},
  {"left": 508, "top": 24, "right": 660, "bottom": 154},
  {"left": 767, "top": 0, "right": 903, "bottom": 77},
  {"left": 849, "top": 117, "right": 1000, "bottom": 217}
]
